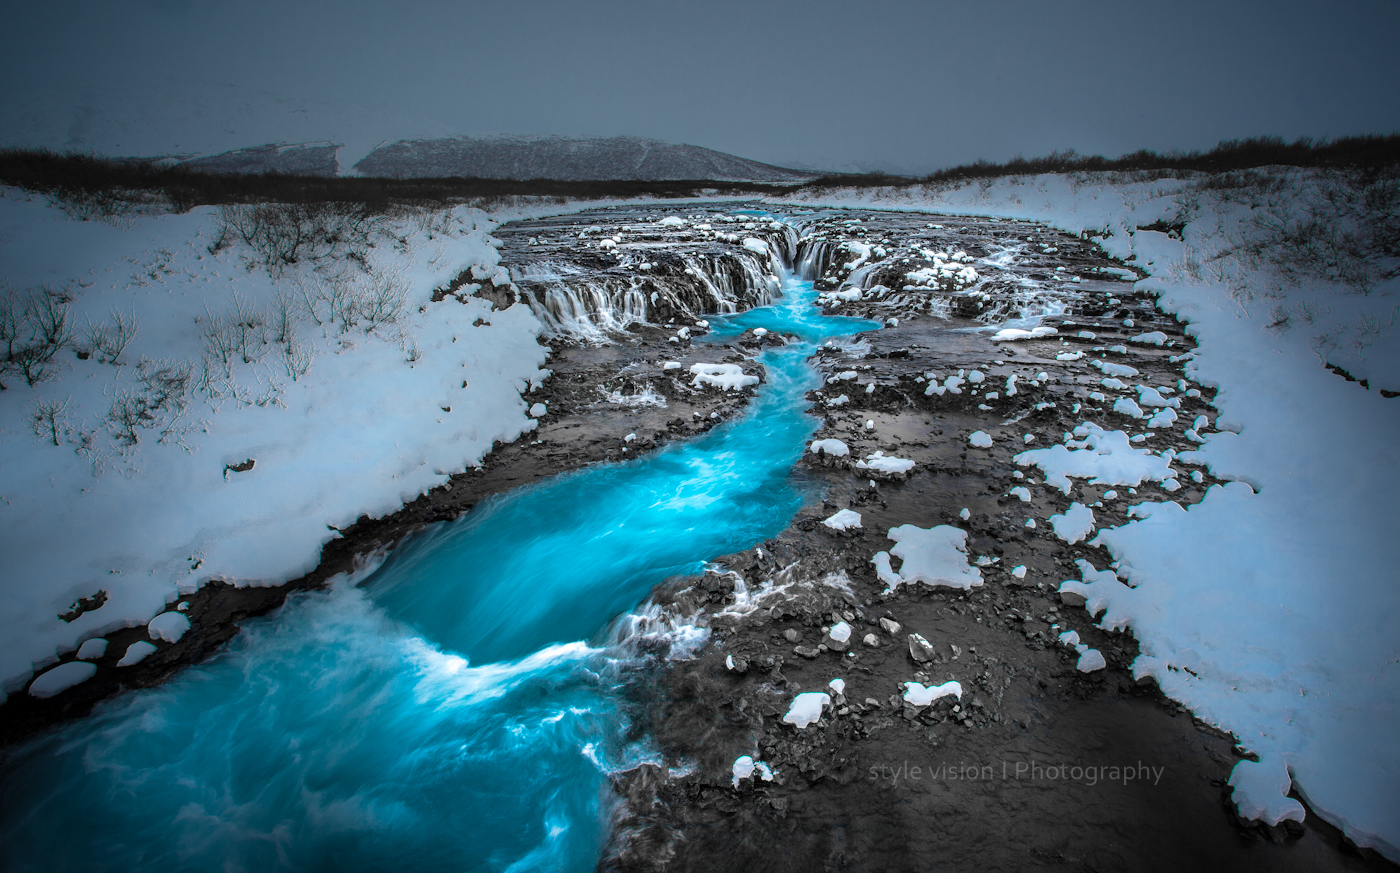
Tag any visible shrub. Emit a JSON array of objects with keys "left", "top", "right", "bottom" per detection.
[{"left": 0, "top": 282, "right": 72, "bottom": 387}]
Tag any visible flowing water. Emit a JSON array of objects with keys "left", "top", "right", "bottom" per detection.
[{"left": 0, "top": 261, "right": 879, "bottom": 872}]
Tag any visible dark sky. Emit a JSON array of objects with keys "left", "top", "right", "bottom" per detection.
[{"left": 5, "top": 0, "right": 1399, "bottom": 173}]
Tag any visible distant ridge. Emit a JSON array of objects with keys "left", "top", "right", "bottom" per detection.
[{"left": 350, "top": 135, "right": 822, "bottom": 182}]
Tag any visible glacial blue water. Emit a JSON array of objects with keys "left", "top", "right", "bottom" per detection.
[{"left": 0, "top": 270, "right": 877, "bottom": 873}]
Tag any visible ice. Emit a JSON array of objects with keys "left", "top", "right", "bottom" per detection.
[
  {"left": 822, "top": 509, "right": 862, "bottom": 531},
  {"left": 26, "top": 661, "right": 97, "bottom": 698},
  {"left": 689, "top": 363, "right": 759, "bottom": 391},
  {"left": 902, "top": 680, "right": 962, "bottom": 706},
  {"left": 808, "top": 438, "right": 850, "bottom": 458},
  {"left": 968, "top": 431, "right": 993, "bottom": 448},
  {"left": 1016, "top": 423, "right": 1176, "bottom": 493},
  {"left": 872, "top": 524, "right": 981, "bottom": 592},
  {"left": 148, "top": 611, "right": 191, "bottom": 643},
  {"left": 782, "top": 692, "right": 830, "bottom": 729},
  {"left": 116, "top": 641, "right": 158, "bottom": 667}
]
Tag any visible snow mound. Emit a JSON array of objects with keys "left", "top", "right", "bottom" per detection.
[
  {"left": 903, "top": 680, "right": 962, "bottom": 706},
  {"left": 690, "top": 363, "right": 759, "bottom": 391},
  {"left": 854, "top": 452, "right": 915, "bottom": 479},
  {"left": 991, "top": 326, "right": 1056, "bottom": 342},
  {"left": 1049, "top": 502, "right": 1096, "bottom": 543},
  {"left": 732, "top": 755, "right": 775, "bottom": 787},
  {"left": 148, "top": 611, "right": 191, "bottom": 643},
  {"left": 783, "top": 692, "right": 830, "bottom": 729},
  {"left": 1015, "top": 423, "right": 1176, "bottom": 494},
  {"left": 822, "top": 509, "right": 861, "bottom": 531},
  {"left": 116, "top": 641, "right": 158, "bottom": 667},
  {"left": 27, "top": 661, "right": 97, "bottom": 698},
  {"left": 808, "top": 438, "right": 850, "bottom": 458},
  {"left": 871, "top": 524, "right": 981, "bottom": 592}
]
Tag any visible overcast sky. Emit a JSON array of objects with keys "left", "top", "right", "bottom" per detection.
[{"left": 5, "top": 0, "right": 1398, "bottom": 174}]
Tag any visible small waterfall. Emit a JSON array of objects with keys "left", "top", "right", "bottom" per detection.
[{"left": 513, "top": 247, "right": 784, "bottom": 340}]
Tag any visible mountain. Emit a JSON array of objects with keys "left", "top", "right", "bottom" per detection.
[{"left": 349, "top": 135, "right": 822, "bottom": 182}]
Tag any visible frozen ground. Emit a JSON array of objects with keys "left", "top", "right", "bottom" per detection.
[{"left": 776, "top": 169, "right": 1400, "bottom": 860}]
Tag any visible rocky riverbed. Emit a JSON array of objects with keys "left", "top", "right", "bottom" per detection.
[{"left": 3, "top": 202, "right": 1391, "bottom": 871}]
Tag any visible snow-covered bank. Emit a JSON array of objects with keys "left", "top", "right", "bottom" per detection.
[
  {"left": 0, "top": 192, "right": 572, "bottom": 699},
  {"left": 773, "top": 172, "right": 1400, "bottom": 859}
]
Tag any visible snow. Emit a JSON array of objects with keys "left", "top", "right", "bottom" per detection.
[
  {"left": 742, "top": 238, "right": 769, "bottom": 255},
  {"left": 147, "top": 611, "right": 191, "bottom": 643},
  {"left": 1076, "top": 649, "right": 1107, "bottom": 673},
  {"left": 529, "top": 402, "right": 547, "bottom": 417},
  {"left": 1130, "top": 331, "right": 1168, "bottom": 346},
  {"left": 777, "top": 175, "right": 1400, "bottom": 854},
  {"left": 658, "top": 216, "right": 686, "bottom": 227},
  {"left": 968, "top": 431, "right": 993, "bottom": 448},
  {"left": 1092, "top": 360, "right": 1139, "bottom": 378},
  {"left": 871, "top": 524, "right": 981, "bottom": 592},
  {"left": 732, "top": 755, "right": 775, "bottom": 787},
  {"left": 991, "top": 326, "right": 1056, "bottom": 342},
  {"left": 854, "top": 452, "right": 916, "bottom": 476},
  {"left": 689, "top": 363, "right": 759, "bottom": 391},
  {"left": 0, "top": 195, "right": 553, "bottom": 696},
  {"left": 1113, "top": 397, "right": 1145, "bottom": 418},
  {"left": 902, "top": 680, "right": 962, "bottom": 706},
  {"left": 1015, "top": 423, "right": 1176, "bottom": 494},
  {"left": 1009, "top": 486, "right": 1031, "bottom": 502},
  {"left": 829, "top": 677, "right": 846, "bottom": 694},
  {"left": 26, "top": 661, "right": 97, "bottom": 698},
  {"left": 808, "top": 438, "right": 850, "bottom": 458},
  {"left": 782, "top": 692, "right": 830, "bottom": 729},
  {"left": 116, "top": 640, "right": 158, "bottom": 667},
  {"left": 822, "top": 509, "right": 862, "bottom": 531},
  {"left": 1049, "top": 502, "right": 1096, "bottom": 544},
  {"left": 76, "top": 638, "right": 108, "bottom": 660}
]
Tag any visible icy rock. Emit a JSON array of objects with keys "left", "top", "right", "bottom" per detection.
[
  {"left": 826, "top": 621, "right": 852, "bottom": 652},
  {"left": 908, "top": 633, "right": 936, "bottom": 663},
  {"left": 28, "top": 661, "right": 97, "bottom": 698},
  {"left": 1058, "top": 587, "right": 1088, "bottom": 608},
  {"left": 783, "top": 692, "right": 830, "bottom": 729}
]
